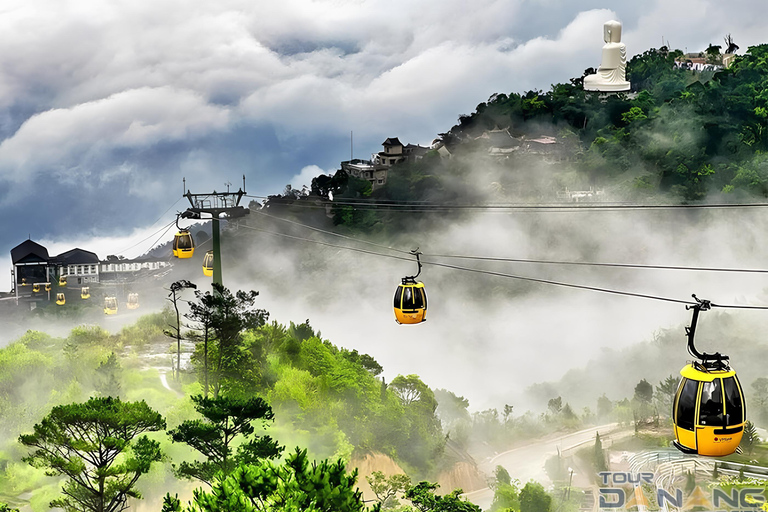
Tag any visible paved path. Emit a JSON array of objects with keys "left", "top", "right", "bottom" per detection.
[{"left": 463, "top": 424, "right": 622, "bottom": 510}]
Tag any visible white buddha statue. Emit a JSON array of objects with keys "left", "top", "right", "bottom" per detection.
[{"left": 583, "top": 20, "right": 630, "bottom": 92}]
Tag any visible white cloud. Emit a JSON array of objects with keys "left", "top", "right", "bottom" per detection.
[
  {"left": 289, "top": 164, "right": 330, "bottom": 191},
  {"left": 1, "top": 0, "right": 767, "bottom": 284},
  {"left": 0, "top": 87, "right": 230, "bottom": 183}
]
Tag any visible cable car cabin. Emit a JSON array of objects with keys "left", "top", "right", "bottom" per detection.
[
  {"left": 173, "top": 230, "right": 195, "bottom": 258},
  {"left": 56, "top": 293, "right": 65, "bottom": 306},
  {"left": 59, "top": 275, "right": 67, "bottom": 287},
  {"left": 673, "top": 363, "right": 745, "bottom": 457},
  {"left": 81, "top": 287, "right": 90, "bottom": 300},
  {"left": 104, "top": 297, "right": 118, "bottom": 315},
  {"left": 32, "top": 284, "right": 41, "bottom": 293},
  {"left": 393, "top": 280, "right": 427, "bottom": 324},
  {"left": 45, "top": 283, "right": 51, "bottom": 292},
  {"left": 203, "top": 250, "right": 214, "bottom": 277},
  {"left": 127, "top": 293, "right": 139, "bottom": 310}
]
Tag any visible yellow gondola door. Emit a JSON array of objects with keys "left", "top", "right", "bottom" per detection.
[{"left": 203, "top": 250, "right": 214, "bottom": 277}]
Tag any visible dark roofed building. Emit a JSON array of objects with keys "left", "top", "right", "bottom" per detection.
[
  {"left": 11, "top": 239, "right": 49, "bottom": 265},
  {"left": 56, "top": 248, "right": 101, "bottom": 285},
  {"left": 10, "top": 239, "right": 54, "bottom": 301},
  {"left": 403, "top": 143, "right": 430, "bottom": 161},
  {"left": 382, "top": 137, "right": 403, "bottom": 148}
]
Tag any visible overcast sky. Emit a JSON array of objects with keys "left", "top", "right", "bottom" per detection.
[{"left": 1, "top": 0, "right": 766, "bottom": 280}]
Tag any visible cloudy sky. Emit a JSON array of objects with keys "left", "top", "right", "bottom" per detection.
[{"left": 1, "top": 0, "right": 766, "bottom": 281}]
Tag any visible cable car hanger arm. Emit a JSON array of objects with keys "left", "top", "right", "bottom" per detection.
[
  {"left": 686, "top": 294, "right": 729, "bottom": 368},
  {"left": 402, "top": 249, "right": 423, "bottom": 283}
]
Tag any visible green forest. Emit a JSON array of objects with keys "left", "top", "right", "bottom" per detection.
[
  {"left": 2, "top": 283, "right": 767, "bottom": 511},
  {"left": 265, "top": 43, "right": 768, "bottom": 237}
]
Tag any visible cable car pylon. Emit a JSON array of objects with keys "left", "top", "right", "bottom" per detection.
[{"left": 180, "top": 176, "right": 250, "bottom": 288}]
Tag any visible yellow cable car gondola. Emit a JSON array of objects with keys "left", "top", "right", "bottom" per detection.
[
  {"left": 56, "top": 293, "right": 65, "bottom": 306},
  {"left": 32, "top": 283, "right": 41, "bottom": 293},
  {"left": 173, "top": 229, "right": 195, "bottom": 258},
  {"left": 127, "top": 293, "right": 139, "bottom": 310},
  {"left": 203, "top": 250, "right": 214, "bottom": 277},
  {"left": 394, "top": 249, "right": 427, "bottom": 325},
  {"left": 81, "top": 287, "right": 90, "bottom": 299},
  {"left": 45, "top": 283, "right": 51, "bottom": 292},
  {"left": 59, "top": 275, "right": 67, "bottom": 287},
  {"left": 104, "top": 296, "right": 118, "bottom": 315},
  {"left": 672, "top": 296, "right": 745, "bottom": 457}
]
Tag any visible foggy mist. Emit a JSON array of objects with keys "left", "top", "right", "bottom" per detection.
[{"left": 212, "top": 192, "right": 768, "bottom": 413}]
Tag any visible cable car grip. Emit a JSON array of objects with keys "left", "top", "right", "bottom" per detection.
[
  {"left": 402, "top": 248, "right": 423, "bottom": 284},
  {"left": 685, "top": 294, "right": 728, "bottom": 369}
]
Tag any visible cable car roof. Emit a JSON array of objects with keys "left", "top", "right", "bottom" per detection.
[{"left": 680, "top": 363, "right": 736, "bottom": 381}]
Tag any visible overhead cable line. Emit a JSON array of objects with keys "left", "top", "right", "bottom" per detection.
[
  {"left": 251, "top": 209, "right": 412, "bottom": 256},
  {"left": 236, "top": 222, "right": 768, "bottom": 310},
  {"left": 248, "top": 207, "right": 768, "bottom": 275},
  {"left": 245, "top": 194, "right": 768, "bottom": 212},
  {"left": 425, "top": 254, "right": 768, "bottom": 274},
  {"left": 114, "top": 218, "right": 177, "bottom": 257},
  {"left": 112, "top": 198, "right": 184, "bottom": 256},
  {"left": 145, "top": 221, "right": 177, "bottom": 259}
]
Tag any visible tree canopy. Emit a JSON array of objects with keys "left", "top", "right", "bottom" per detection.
[
  {"left": 168, "top": 394, "right": 283, "bottom": 485},
  {"left": 19, "top": 397, "right": 165, "bottom": 512}
]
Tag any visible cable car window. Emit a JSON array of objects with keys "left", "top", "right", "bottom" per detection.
[
  {"left": 676, "top": 378, "right": 698, "bottom": 431},
  {"left": 722, "top": 377, "right": 744, "bottom": 425},
  {"left": 403, "top": 287, "right": 414, "bottom": 308},
  {"left": 699, "top": 380, "right": 723, "bottom": 426},
  {"left": 394, "top": 287, "right": 403, "bottom": 308},
  {"left": 176, "top": 235, "right": 193, "bottom": 249},
  {"left": 420, "top": 288, "right": 427, "bottom": 309}
]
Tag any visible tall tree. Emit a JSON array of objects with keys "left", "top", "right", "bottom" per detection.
[
  {"left": 186, "top": 291, "right": 215, "bottom": 397},
  {"left": 167, "top": 394, "right": 283, "bottom": 486},
  {"left": 366, "top": 471, "right": 411, "bottom": 509},
  {"left": 94, "top": 352, "right": 122, "bottom": 397},
  {"left": 655, "top": 375, "right": 679, "bottom": 417},
  {"left": 740, "top": 421, "right": 760, "bottom": 455},
  {"left": 19, "top": 397, "right": 165, "bottom": 512},
  {"left": 187, "top": 283, "right": 268, "bottom": 398},
  {"left": 390, "top": 374, "right": 435, "bottom": 409},
  {"left": 165, "top": 280, "right": 197, "bottom": 381},
  {"left": 519, "top": 482, "right": 552, "bottom": 512}
]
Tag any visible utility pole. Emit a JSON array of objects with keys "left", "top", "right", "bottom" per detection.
[{"left": 180, "top": 176, "right": 249, "bottom": 288}]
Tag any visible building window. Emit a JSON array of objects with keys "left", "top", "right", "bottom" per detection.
[
  {"left": 378, "top": 179, "right": 384, "bottom": 184},
  {"left": 385, "top": 147, "right": 390, "bottom": 153}
]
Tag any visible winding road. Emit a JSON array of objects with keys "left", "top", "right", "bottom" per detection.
[{"left": 463, "top": 423, "right": 623, "bottom": 510}]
